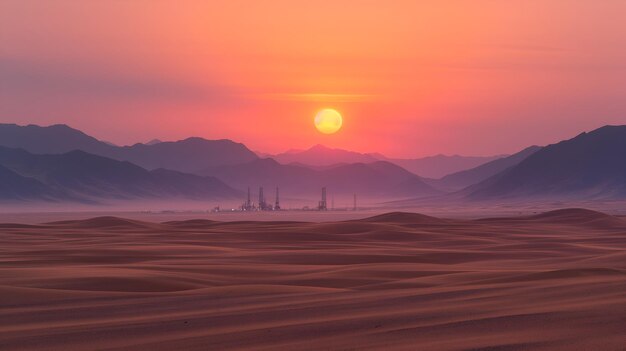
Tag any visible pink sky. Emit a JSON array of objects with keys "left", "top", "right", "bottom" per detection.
[{"left": 1, "top": 0, "right": 625, "bottom": 157}]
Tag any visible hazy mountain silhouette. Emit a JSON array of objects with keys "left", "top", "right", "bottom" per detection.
[
  {"left": 268, "top": 144, "right": 503, "bottom": 178},
  {"left": 9, "top": 122, "right": 626, "bottom": 203},
  {"left": 377, "top": 154, "right": 506, "bottom": 178},
  {"left": 0, "top": 164, "right": 60, "bottom": 200},
  {"left": 0, "top": 124, "right": 259, "bottom": 173},
  {"left": 0, "top": 124, "right": 114, "bottom": 155},
  {"left": 431, "top": 146, "right": 542, "bottom": 191},
  {"left": 145, "top": 139, "right": 163, "bottom": 145},
  {"left": 466, "top": 126, "right": 626, "bottom": 199},
  {"left": 111, "top": 138, "right": 259, "bottom": 173},
  {"left": 200, "top": 158, "right": 441, "bottom": 198},
  {"left": 0, "top": 124, "right": 437, "bottom": 201},
  {"left": 270, "top": 144, "right": 379, "bottom": 166},
  {"left": 0, "top": 147, "right": 239, "bottom": 202}
]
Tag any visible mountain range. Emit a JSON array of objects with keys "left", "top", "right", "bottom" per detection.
[
  {"left": 466, "top": 126, "right": 626, "bottom": 200},
  {"left": 0, "top": 123, "right": 503, "bottom": 180},
  {"left": 0, "top": 146, "right": 239, "bottom": 202},
  {"left": 199, "top": 158, "right": 441, "bottom": 198},
  {"left": 0, "top": 124, "right": 259, "bottom": 173},
  {"left": 1, "top": 122, "right": 625, "bottom": 204},
  {"left": 0, "top": 124, "right": 442, "bottom": 202},
  {"left": 375, "top": 153, "right": 505, "bottom": 179},
  {"left": 428, "top": 145, "right": 542, "bottom": 191},
  {"left": 268, "top": 145, "right": 378, "bottom": 166},
  {"left": 266, "top": 144, "right": 504, "bottom": 178}
]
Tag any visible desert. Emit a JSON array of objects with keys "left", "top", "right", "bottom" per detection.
[{"left": 1, "top": 208, "right": 625, "bottom": 350}]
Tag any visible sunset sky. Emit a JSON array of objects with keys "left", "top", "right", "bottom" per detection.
[{"left": 1, "top": 0, "right": 625, "bottom": 157}]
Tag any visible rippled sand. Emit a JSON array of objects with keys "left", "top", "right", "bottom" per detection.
[{"left": 1, "top": 209, "right": 625, "bottom": 350}]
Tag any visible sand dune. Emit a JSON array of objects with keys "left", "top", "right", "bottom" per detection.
[
  {"left": 355, "top": 211, "right": 448, "bottom": 225},
  {"left": 480, "top": 208, "right": 626, "bottom": 228},
  {"left": 1, "top": 208, "right": 625, "bottom": 350},
  {"left": 46, "top": 216, "right": 159, "bottom": 229}
]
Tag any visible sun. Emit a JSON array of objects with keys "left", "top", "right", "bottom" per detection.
[{"left": 314, "top": 109, "right": 343, "bottom": 134}]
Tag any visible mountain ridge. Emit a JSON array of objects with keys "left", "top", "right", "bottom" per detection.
[
  {"left": 0, "top": 146, "right": 240, "bottom": 202},
  {"left": 466, "top": 125, "right": 626, "bottom": 200},
  {"left": 429, "top": 145, "right": 542, "bottom": 191},
  {"left": 0, "top": 123, "right": 259, "bottom": 173},
  {"left": 267, "top": 143, "right": 504, "bottom": 178},
  {"left": 200, "top": 158, "right": 441, "bottom": 199}
]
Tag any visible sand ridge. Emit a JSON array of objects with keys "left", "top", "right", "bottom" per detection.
[{"left": 0, "top": 208, "right": 625, "bottom": 350}]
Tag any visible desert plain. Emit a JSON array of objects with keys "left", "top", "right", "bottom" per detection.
[{"left": 1, "top": 208, "right": 625, "bottom": 350}]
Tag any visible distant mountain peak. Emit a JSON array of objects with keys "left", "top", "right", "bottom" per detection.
[
  {"left": 269, "top": 144, "right": 378, "bottom": 167},
  {"left": 178, "top": 137, "right": 242, "bottom": 145},
  {"left": 145, "top": 139, "right": 162, "bottom": 145},
  {"left": 309, "top": 144, "right": 332, "bottom": 151}
]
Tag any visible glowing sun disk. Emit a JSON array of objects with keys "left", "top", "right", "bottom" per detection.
[{"left": 314, "top": 109, "right": 342, "bottom": 134}]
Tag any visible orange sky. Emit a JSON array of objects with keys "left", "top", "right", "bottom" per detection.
[{"left": 1, "top": 0, "right": 625, "bottom": 157}]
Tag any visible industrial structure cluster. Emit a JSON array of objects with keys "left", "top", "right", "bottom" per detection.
[
  {"left": 239, "top": 186, "right": 357, "bottom": 212},
  {"left": 241, "top": 186, "right": 281, "bottom": 211}
]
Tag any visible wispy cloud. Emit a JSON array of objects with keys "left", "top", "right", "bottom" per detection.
[{"left": 249, "top": 92, "right": 379, "bottom": 103}]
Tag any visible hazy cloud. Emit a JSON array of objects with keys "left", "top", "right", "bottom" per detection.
[{"left": 0, "top": 58, "right": 237, "bottom": 104}]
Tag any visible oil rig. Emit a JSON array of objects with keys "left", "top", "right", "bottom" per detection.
[
  {"left": 274, "top": 187, "right": 281, "bottom": 210},
  {"left": 239, "top": 186, "right": 350, "bottom": 212},
  {"left": 241, "top": 187, "right": 254, "bottom": 211},
  {"left": 241, "top": 186, "right": 281, "bottom": 211},
  {"left": 317, "top": 187, "right": 328, "bottom": 211}
]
